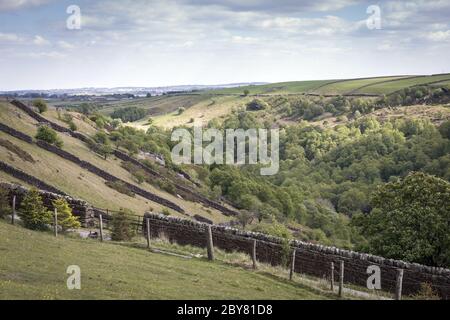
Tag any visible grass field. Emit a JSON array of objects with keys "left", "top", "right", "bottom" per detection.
[
  {"left": 352, "top": 74, "right": 450, "bottom": 95},
  {"left": 0, "top": 220, "right": 330, "bottom": 300},
  {"left": 311, "top": 76, "right": 409, "bottom": 95},
  {"left": 100, "top": 94, "right": 210, "bottom": 117},
  {"left": 206, "top": 80, "right": 335, "bottom": 95}
]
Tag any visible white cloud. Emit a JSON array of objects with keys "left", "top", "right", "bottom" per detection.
[
  {"left": 425, "top": 30, "right": 450, "bottom": 42},
  {"left": 0, "top": 32, "right": 23, "bottom": 42},
  {"left": 33, "top": 35, "right": 50, "bottom": 46},
  {"left": 0, "top": 0, "right": 51, "bottom": 11},
  {"left": 58, "top": 41, "right": 75, "bottom": 49},
  {"left": 26, "top": 51, "right": 66, "bottom": 59}
]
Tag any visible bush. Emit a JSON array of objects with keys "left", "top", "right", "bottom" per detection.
[
  {"left": 52, "top": 198, "right": 81, "bottom": 232},
  {"left": 0, "top": 187, "right": 11, "bottom": 218},
  {"left": 246, "top": 99, "right": 268, "bottom": 111},
  {"left": 111, "top": 208, "right": 136, "bottom": 241},
  {"left": 69, "top": 121, "right": 77, "bottom": 131},
  {"left": 35, "top": 125, "right": 63, "bottom": 147},
  {"left": 111, "top": 107, "right": 147, "bottom": 122},
  {"left": 161, "top": 208, "right": 171, "bottom": 216},
  {"left": 105, "top": 181, "right": 135, "bottom": 197},
  {"left": 177, "top": 107, "right": 185, "bottom": 115},
  {"left": 411, "top": 283, "right": 440, "bottom": 300},
  {"left": 33, "top": 99, "right": 47, "bottom": 113},
  {"left": 20, "top": 188, "right": 52, "bottom": 230}
]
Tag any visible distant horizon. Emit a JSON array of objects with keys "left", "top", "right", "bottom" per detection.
[{"left": 2, "top": 72, "right": 450, "bottom": 93}]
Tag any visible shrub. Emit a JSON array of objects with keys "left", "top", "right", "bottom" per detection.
[
  {"left": 33, "top": 99, "right": 48, "bottom": 113},
  {"left": 52, "top": 198, "right": 81, "bottom": 232},
  {"left": 177, "top": 107, "right": 185, "bottom": 115},
  {"left": 246, "top": 99, "right": 268, "bottom": 111},
  {"left": 20, "top": 188, "right": 52, "bottom": 230},
  {"left": 105, "top": 181, "right": 135, "bottom": 197},
  {"left": 35, "top": 125, "right": 63, "bottom": 147},
  {"left": 411, "top": 283, "right": 440, "bottom": 300},
  {"left": 111, "top": 107, "right": 147, "bottom": 122},
  {"left": 161, "top": 208, "right": 171, "bottom": 216},
  {"left": 111, "top": 208, "right": 136, "bottom": 241},
  {"left": 0, "top": 187, "right": 11, "bottom": 218},
  {"left": 69, "top": 121, "right": 77, "bottom": 131}
]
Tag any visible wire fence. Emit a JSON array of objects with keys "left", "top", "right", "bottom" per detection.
[{"left": 5, "top": 194, "right": 450, "bottom": 299}]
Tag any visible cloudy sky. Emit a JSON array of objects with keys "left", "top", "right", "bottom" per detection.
[{"left": 0, "top": 0, "right": 449, "bottom": 90}]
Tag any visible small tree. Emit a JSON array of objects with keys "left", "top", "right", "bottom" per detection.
[
  {"left": 35, "top": 125, "right": 63, "bottom": 147},
  {"left": 177, "top": 107, "right": 185, "bottom": 115},
  {"left": 111, "top": 208, "right": 136, "bottom": 241},
  {"left": 20, "top": 188, "right": 52, "bottom": 231},
  {"left": 33, "top": 99, "right": 48, "bottom": 113},
  {"left": 0, "top": 187, "right": 11, "bottom": 218},
  {"left": 52, "top": 198, "right": 80, "bottom": 232},
  {"left": 237, "top": 210, "right": 254, "bottom": 229},
  {"left": 243, "top": 89, "right": 250, "bottom": 96},
  {"left": 98, "top": 143, "right": 113, "bottom": 160}
]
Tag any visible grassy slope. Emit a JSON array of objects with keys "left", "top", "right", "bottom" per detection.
[
  {"left": 311, "top": 76, "right": 409, "bottom": 95},
  {"left": 147, "top": 95, "right": 252, "bottom": 129},
  {"left": 0, "top": 101, "right": 230, "bottom": 223},
  {"left": 353, "top": 74, "right": 450, "bottom": 95},
  {"left": 0, "top": 221, "right": 329, "bottom": 300},
  {"left": 100, "top": 95, "right": 209, "bottom": 117},
  {"left": 207, "top": 80, "right": 334, "bottom": 95}
]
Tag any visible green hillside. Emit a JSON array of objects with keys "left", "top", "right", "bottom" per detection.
[
  {"left": 0, "top": 220, "right": 329, "bottom": 300},
  {"left": 209, "top": 80, "right": 334, "bottom": 95},
  {"left": 311, "top": 76, "right": 409, "bottom": 95},
  {"left": 352, "top": 74, "right": 450, "bottom": 95}
]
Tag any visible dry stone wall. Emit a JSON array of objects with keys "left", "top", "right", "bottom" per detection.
[
  {"left": 1, "top": 182, "right": 93, "bottom": 222},
  {"left": 143, "top": 213, "right": 450, "bottom": 299}
]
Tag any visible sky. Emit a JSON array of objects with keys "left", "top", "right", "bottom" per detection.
[{"left": 0, "top": 0, "right": 449, "bottom": 90}]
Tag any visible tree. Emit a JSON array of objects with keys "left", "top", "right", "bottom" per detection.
[
  {"left": 0, "top": 187, "right": 11, "bottom": 218},
  {"left": 20, "top": 188, "right": 52, "bottom": 231},
  {"left": 52, "top": 198, "right": 81, "bottom": 232},
  {"left": 111, "top": 208, "right": 136, "bottom": 241},
  {"left": 243, "top": 89, "right": 250, "bottom": 96},
  {"left": 177, "top": 107, "right": 185, "bottom": 115},
  {"left": 237, "top": 210, "right": 254, "bottom": 229},
  {"left": 439, "top": 120, "right": 450, "bottom": 140},
  {"left": 35, "top": 125, "right": 63, "bottom": 147},
  {"left": 33, "top": 99, "right": 48, "bottom": 113},
  {"left": 352, "top": 172, "right": 450, "bottom": 267}
]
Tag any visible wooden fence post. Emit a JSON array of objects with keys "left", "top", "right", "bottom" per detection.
[
  {"left": 99, "top": 214, "right": 104, "bottom": 242},
  {"left": 136, "top": 216, "right": 141, "bottom": 233},
  {"left": 289, "top": 249, "right": 296, "bottom": 281},
  {"left": 338, "top": 260, "right": 344, "bottom": 297},
  {"left": 206, "top": 225, "right": 214, "bottom": 261},
  {"left": 395, "top": 269, "right": 404, "bottom": 300},
  {"left": 330, "top": 262, "right": 335, "bottom": 291},
  {"left": 252, "top": 239, "right": 257, "bottom": 270},
  {"left": 146, "top": 218, "right": 151, "bottom": 249},
  {"left": 54, "top": 208, "right": 58, "bottom": 237},
  {"left": 11, "top": 196, "right": 16, "bottom": 225}
]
